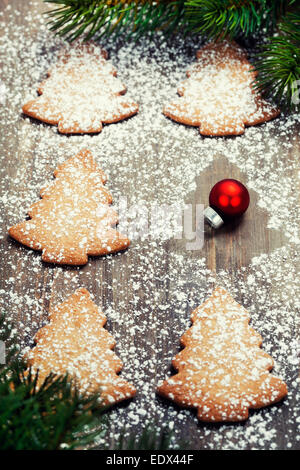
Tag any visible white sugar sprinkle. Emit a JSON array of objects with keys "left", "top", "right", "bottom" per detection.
[{"left": 0, "top": 2, "right": 299, "bottom": 450}]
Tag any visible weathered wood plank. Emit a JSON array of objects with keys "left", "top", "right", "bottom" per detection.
[{"left": 0, "top": 0, "right": 299, "bottom": 450}]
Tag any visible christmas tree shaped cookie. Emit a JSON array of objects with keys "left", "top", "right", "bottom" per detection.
[
  {"left": 9, "top": 149, "right": 129, "bottom": 265},
  {"left": 27, "top": 288, "right": 136, "bottom": 405},
  {"left": 22, "top": 42, "right": 138, "bottom": 133},
  {"left": 163, "top": 41, "right": 279, "bottom": 136},
  {"left": 158, "top": 287, "right": 287, "bottom": 422}
]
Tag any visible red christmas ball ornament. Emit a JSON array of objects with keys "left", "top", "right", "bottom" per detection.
[{"left": 204, "top": 179, "right": 250, "bottom": 229}]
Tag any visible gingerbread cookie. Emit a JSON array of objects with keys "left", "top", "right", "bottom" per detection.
[
  {"left": 9, "top": 149, "right": 130, "bottom": 265},
  {"left": 22, "top": 42, "right": 138, "bottom": 133},
  {"left": 163, "top": 41, "right": 280, "bottom": 136},
  {"left": 157, "top": 287, "right": 287, "bottom": 422},
  {"left": 27, "top": 288, "right": 136, "bottom": 405}
]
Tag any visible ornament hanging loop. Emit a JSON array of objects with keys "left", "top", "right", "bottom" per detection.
[{"left": 204, "top": 207, "right": 224, "bottom": 229}]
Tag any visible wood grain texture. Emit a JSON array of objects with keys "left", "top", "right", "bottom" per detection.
[{"left": 0, "top": 0, "right": 299, "bottom": 450}]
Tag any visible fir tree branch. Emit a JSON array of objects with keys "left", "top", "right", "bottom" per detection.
[
  {"left": 254, "top": 10, "right": 300, "bottom": 109},
  {"left": 45, "top": 1, "right": 186, "bottom": 40},
  {"left": 45, "top": 0, "right": 288, "bottom": 40},
  {"left": 0, "top": 315, "right": 179, "bottom": 450},
  {"left": 0, "top": 314, "right": 106, "bottom": 450},
  {"left": 184, "top": 0, "right": 287, "bottom": 37}
]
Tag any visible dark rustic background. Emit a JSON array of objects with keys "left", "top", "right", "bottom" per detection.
[{"left": 0, "top": 0, "right": 299, "bottom": 450}]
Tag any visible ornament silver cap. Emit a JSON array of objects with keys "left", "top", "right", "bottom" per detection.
[{"left": 204, "top": 207, "right": 224, "bottom": 229}]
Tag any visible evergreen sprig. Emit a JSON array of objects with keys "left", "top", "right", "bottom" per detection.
[
  {"left": 0, "top": 314, "right": 105, "bottom": 450},
  {"left": 0, "top": 315, "right": 179, "bottom": 450},
  {"left": 254, "top": 11, "right": 300, "bottom": 109},
  {"left": 184, "top": 0, "right": 286, "bottom": 37},
  {"left": 45, "top": 0, "right": 287, "bottom": 40},
  {"left": 45, "top": 1, "right": 186, "bottom": 41}
]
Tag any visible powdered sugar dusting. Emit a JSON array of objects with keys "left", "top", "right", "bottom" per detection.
[
  {"left": 27, "top": 287, "right": 136, "bottom": 403},
  {"left": 0, "top": 2, "right": 299, "bottom": 450},
  {"left": 164, "top": 41, "right": 279, "bottom": 136},
  {"left": 22, "top": 41, "right": 138, "bottom": 134},
  {"left": 158, "top": 286, "right": 288, "bottom": 423},
  {"left": 8, "top": 149, "right": 130, "bottom": 264}
]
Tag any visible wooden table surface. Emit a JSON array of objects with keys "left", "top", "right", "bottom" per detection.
[{"left": 0, "top": 0, "right": 299, "bottom": 450}]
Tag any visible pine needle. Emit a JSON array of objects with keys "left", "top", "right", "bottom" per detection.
[
  {"left": 0, "top": 314, "right": 105, "bottom": 450},
  {"left": 45, "top": 1, "right": 186, "bottom": 41},
  {"left": 254, "top": 11, "right": 300, "bottom": 109},
  {"left": 0, "top": 315, "right": 179, "bottom": 450}
]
